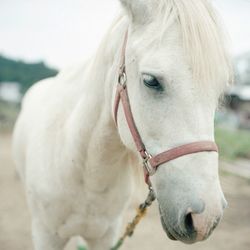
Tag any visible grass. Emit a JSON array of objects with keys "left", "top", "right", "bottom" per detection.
[
  {"left": 215, "top": 126, "right": 250, "bottom": 160},
  {"left": 77, "top": 246, "right": 87, "bottom": 250}
]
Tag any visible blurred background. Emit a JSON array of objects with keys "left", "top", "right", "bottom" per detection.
[{"left": 0, "top": 0, "right": 250, "bottom": 250}]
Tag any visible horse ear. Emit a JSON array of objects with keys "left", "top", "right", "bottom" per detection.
[{"left": 119, "top": 0, "right": 148, "bottom": 24}]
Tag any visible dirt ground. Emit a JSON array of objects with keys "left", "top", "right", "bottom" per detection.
[{"left": 1, "top": 132, "right": 250, "bottom": 250}]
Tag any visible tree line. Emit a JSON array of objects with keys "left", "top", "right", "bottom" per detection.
[{"left": 0, "top": 55, "right": 58, "bottom": 93}]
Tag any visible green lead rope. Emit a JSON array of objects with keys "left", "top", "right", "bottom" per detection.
[
  {"left": 77, "top": 246, "right": 87, "bottom": 250},
  {"left": 110, "top": 188, "right": 156, "bottom": 250},
  {"left": 76, "top": 188, "right": 155, "bottom": 250},
  {"left": 110, "top": 239, "right": 124, "bottom": 250}
]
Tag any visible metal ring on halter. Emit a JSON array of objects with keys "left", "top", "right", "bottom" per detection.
[
  {"left": 118, "top": 72, "right": 127, "bottom": 86},
  {"left": 143, "top": 151, "right": 155, "bottom": 176}
]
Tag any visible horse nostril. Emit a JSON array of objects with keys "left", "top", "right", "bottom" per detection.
[
  {"left": 183, "top": 200, "right": 205, "bottom": 234},
  {"left": 184, "top": 212, "right": 194, "bottom": 232}
]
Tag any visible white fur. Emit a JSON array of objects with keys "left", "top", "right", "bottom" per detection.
[{"left": 13, "top": 1, "right": 231, "bottom": 249}]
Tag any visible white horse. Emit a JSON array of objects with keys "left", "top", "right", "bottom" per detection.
[{"left": 13, "top": 0, "right": 232, "bottom": 249}]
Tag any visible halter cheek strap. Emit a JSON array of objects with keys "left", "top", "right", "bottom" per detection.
[{"left": 113, "top": 31, "right": 218, "bottom": 184}]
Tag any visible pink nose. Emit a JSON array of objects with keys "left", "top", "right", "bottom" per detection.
[
  {"left": 161, "top": 199, "right": 225, "bottom": 243},
  {"left": 185, "top": 206, "right": 222, "bottom": 241},
  {"left": 187, "top": 212, "right": 222, "bottom": 241},
  {"left": 181, "top": 200, "right": 224, "bottom": 243}
]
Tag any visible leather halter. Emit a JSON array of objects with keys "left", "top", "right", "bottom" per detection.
[{"left": 113, "top": 31, "right": 218, "bottom": 184}]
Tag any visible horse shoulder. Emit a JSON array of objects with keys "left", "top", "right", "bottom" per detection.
[{"left": 12, "top": 65, "right": 87, "bottom": 183}]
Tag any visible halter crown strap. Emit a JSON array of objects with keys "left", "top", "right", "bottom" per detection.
[
  {"left": 113, "top": 31, "right": 218, "bottom": 184},
  {"left": 114, "top": 30, "right": 147, "bottom": 158}
]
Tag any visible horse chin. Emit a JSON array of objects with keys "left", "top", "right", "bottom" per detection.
[
  {"left": 162, "top": 223, "right": 178, "bottom": 241},
  {"left": 159, "top": 207, "right": 178, "bottom": 241}
]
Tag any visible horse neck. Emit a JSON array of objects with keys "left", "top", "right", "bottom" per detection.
[{"left": 69, "top": 16, "right": 138, "bottom": 192}]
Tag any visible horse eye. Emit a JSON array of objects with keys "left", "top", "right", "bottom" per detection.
[{"left": 142, "top": 74, "right": 163, "bottom": 91}]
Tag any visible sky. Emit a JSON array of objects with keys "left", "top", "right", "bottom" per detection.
[{"left": 0, "top": 0, "right": 250, "bottom": 70}]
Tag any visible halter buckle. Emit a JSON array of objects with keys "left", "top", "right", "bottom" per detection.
[
  {"left": 143, "top": 151, "right": 155, "bottom": 176},
  {"left": 118, "top": 72, "right": 127, "bottom": 86}
]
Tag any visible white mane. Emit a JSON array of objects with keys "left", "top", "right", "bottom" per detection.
[{"left": 138, "top": 0, "right": 233, "bottom": 89}]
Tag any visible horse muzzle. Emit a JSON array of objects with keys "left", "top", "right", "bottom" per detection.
[{"left": 158, "top": 201, "right": 224, "bottom": 244}]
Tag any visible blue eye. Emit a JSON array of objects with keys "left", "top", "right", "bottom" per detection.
[{"left": 142, "top": 74, "right": 163, "bottom": 91}]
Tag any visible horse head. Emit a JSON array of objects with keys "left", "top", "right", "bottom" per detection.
[{"left": 115, "top": 0, "right": 232, "bottom": 243}]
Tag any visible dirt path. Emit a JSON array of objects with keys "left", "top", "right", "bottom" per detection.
[{"left": 1, "top": 133, "right": 250, "bottom": 250}]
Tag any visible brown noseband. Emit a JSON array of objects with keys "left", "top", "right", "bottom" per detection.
[{"left": 113, "top": 31, "right": 218, "bottom": 184}]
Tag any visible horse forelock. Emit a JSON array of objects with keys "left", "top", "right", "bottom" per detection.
[{"left": 129, "top": 0, "right": 233, "bottom": 92}]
